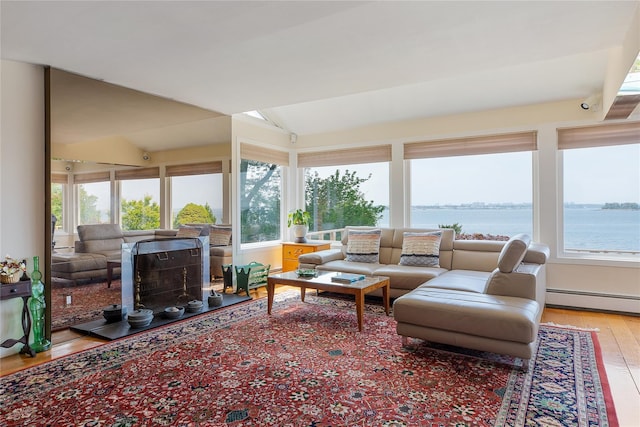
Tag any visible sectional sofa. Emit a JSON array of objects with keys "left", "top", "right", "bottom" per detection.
[
  {"left": 51, "top": 223, "right": 233, "bottom": 283},
  {"left": 298, "top": 227, "right": 549, "bottom": 369}
]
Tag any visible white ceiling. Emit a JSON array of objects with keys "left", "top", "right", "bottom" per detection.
[
  {"left": 2, "top": 1, "right": 639, "bottom": 141},
  {"left": 50, "top": 69, "right": 231, "bottom": 151}
]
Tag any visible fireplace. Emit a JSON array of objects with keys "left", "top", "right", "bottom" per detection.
[{"left": 121, "top": 237, "right": 210, "bottom": 314}]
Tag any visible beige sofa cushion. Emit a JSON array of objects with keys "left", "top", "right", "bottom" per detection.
[
  {"left": 77, "top": 224, "right": 125, "bottom": 256},
  {"left": 497, "top": 233, "right": 531, "bottom": 273},
  {"left": 77, "top": 223, "right": 123, "bottom": 241},
  {"left": 393, "top": 287, "right": 539, "bottom": 344},
  {"left": 420, "top": 269, "right": 490, "bottom": 293},
  {"left": 51, "top": 253, "right": 107, "bottom": 273}
]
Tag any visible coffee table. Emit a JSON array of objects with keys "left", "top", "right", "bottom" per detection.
[{"left": 267, "top": 270, "right": 390, "bottom": 331}]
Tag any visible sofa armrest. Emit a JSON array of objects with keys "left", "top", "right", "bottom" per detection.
[
  {"left": 523, "top": 242, "right": 550, "bottom": 265},
  {"left": 485, "top": 263, "right": 542, "bottom": 301},
  {"left": 298, "top": 249, "right": 344, "bottom": 266}
]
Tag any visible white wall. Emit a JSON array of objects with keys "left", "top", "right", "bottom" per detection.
[{"left": 0, "top": 60, "right": 45, "bottom": 357}]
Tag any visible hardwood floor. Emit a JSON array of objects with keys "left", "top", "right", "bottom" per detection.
[{"left": 1, "top": 287, "right": 638, "bottom": 426}]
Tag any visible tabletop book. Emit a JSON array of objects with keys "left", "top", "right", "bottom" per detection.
[{"left": 331, "top": 273, "right": 366, "bottom": 283}]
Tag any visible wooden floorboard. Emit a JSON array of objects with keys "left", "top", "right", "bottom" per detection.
[{"left": 1, "top": 293, "right": 639, "bottom": 425}]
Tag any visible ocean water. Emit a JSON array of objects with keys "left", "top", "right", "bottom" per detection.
[{"left": 379, "top": 207, "right": 640, "bottom": 252}]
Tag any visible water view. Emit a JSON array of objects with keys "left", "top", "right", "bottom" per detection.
[{"left": 378, "top": 205, "right": 640, "bottom": 252}]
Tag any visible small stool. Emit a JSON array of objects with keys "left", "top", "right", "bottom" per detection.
[{"left": 222, "top": 264, "right": 234, "bottom": 293}]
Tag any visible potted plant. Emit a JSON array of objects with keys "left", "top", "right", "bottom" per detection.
[{"left": 287, "top": 209, "right": 311, "bottom": 243}]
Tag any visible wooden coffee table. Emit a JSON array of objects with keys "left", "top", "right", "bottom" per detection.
[{"left": 267, "top": 270, "right": 390, "bottom": 331}]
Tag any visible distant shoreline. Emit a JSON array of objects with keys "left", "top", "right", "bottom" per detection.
[{"left": 407, "top": 203, "right": 639, "bottom": 210}]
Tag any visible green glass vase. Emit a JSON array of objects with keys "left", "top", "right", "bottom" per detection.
[{"left": 29, "top": 256, "right": 51, "bottom": 352}]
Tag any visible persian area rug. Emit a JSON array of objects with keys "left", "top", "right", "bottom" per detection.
[
  {"left": 1, "top": 293, "right": 617, "bottom": 426},
  {"left": 51, "top": 278, "right": 122, "bottom": 331}
]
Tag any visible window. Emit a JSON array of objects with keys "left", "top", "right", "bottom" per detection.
[
  {"left": 51, "top": 173, "right": 68, "bottom": 232},
  {"left": 116, "top": 167, "right": 160, "bottom": 231},
  {"left": 299, "top": 145, "right": 391, "bottom": 235},
  {"left": 74, "top": 172, "right": 112, "bottom": 225},
  {"left": 304, "top": 163, "right": 389, "bottom": 231},
  {"left": 559, "top": 122, "right": 640, "bottom": 256},
  {"left": 405, "top": 132, "right": 536, "bottom": 238},
  {"left": 240, "top": 144, "right": 287, "bottom": 244},
  {"left": 167, "top": 162, "right": 224, "bottom": 227}
]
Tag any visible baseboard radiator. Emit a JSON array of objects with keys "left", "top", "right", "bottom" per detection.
[{"left": 545, "top": 288, "right": 640, "bottom": 316}]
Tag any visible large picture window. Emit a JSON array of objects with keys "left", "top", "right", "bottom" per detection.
[
  {"left": 74, "top": 171, "right": 112, "bottom": 226},
  {"left": 299, "top": 145, "right": 391, "bottom": 235},
  {"left": 116, "top": 167, "right": 160, "bottom": 231},
  {"left": 240, "top": 144, "right": 287, "bottom": 244},
  {"left": 405, "top": 132, "right": 536, "bottom": 239},
  {"left": 51, "top": 173, "right": 68, "bottom": 232},
  {"left": 559, "top": 122, "right": 640, "bottom": 256},
  {"left": 167, "top": 162, "right": 224, "bottom": 227}
]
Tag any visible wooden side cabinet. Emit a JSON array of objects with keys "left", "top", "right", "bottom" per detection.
[
  {"left": 282, "top": 241, "right": 331, "bottom": 272},
  {"left": 1, "top": 280, "right": 35, "bottom": 357}
]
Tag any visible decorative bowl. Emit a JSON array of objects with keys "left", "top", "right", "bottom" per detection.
[
  {"left": 296, "top": 269, "right": 317, "bottom": 278},
  {"left": 163, "top": 306, "right": 185, "bottom": 319},
  {"left": 103, "top": 304, "right": 127, "bottom": 323},
  {"left": 186, "top": 300, "right": 203, "bottom": 313},
  {"left": 208, "top": 293, "right": 223, "bottom": 307},
  {"left": 127, "top": 309, "right": 154, "bottom": 328}
]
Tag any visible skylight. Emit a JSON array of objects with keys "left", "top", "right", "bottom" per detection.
[
  {"left": 243, "top": 110, "right": 267, "bottom": 120},
  {"left": 618, "top": 53, "right": 640, "bottom": 95}
]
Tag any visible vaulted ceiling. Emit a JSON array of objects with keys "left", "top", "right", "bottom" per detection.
[{"left": 2, "top": 1, "right": 638, "bottom": 148}]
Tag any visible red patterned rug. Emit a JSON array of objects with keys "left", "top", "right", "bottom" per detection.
[
  {"left": 1, "top": 293, "right": 617, "bottom": 426},
  {"left": 51, "top": 279, "right": 122, "bottom": 330}
]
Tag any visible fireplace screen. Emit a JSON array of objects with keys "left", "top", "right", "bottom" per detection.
[{"left": 121, "top": 237, "right": 210, "bottom": 313}]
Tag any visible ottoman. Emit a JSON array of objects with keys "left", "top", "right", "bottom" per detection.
[
  {"left": 393, "top": 286, "right": 539, "bottom": 369},
  {"left": 51, "top": 252, "right": 109, "bottom": 283}
]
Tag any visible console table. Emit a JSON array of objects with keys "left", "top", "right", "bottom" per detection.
[{"left": 0, "top": 280, "right": 35, "bottom": 357}]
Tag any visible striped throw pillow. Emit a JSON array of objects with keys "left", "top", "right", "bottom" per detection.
[
  {"left": 399, "top": 231, "right": 442, "bottom": 267},
  {"left": 345, "top": 229, "right": 381, "bottom": 263},
  {"left": 210, "top": 227, "right": 232, "bottom": 246}
]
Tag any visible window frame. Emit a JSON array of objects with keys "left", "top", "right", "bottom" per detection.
[
  {"left": 407, "top": 151, "right": 535, "bottom": 238},
  {"left": 557, "top": 147, "right": 640, "bottom": 264},
  {"left": 166, "top": 161, "right": 225, "bottom": 228},
  {"left": 237, "top": 142, "right": 289, "bottom": 248}
]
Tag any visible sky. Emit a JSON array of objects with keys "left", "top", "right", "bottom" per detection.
[
  {"left": 86, "top": 144, "right": 639, "bottom": 213},
  {"left": 341, "top": 145, "right": 640, "bottom": 206}
]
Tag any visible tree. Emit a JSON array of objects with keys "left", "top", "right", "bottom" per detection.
[
  {"left": 305, "top": 169, "right": 384, "bottom": 230},
  {"left": 121, "top": 195, "right": 160, "bottom": 230},
  {"left": 239, "top": 159, "right": 281, "bottom": 243},
  {"left": 173, "top": 203, "right": 216, "bottom": 228},
  {"left": 79, "top": 185, "right": 101, "bottom": 224},
  {"left": 51, "top": 184, "right": 63, "bottom": 226}
]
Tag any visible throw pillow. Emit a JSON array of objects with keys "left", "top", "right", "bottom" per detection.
[
  {"left": 399, "top": 231, "right": 442, "bottom": 267},
  {"left": 176, "top": 226, "right": 202, "bottom": 238},
  {"left": 210, "top": 227, "right": 232, "bottom": 246},
  {"left": 345, "top": 229, "right": 381, "bottom": 263}
]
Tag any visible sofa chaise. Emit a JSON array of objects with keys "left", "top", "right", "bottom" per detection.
[
  {"left": 298, "top": 227, "right": 549, "bottom": 368},
  {"left": 51, "top": 223, "right": 233, "bottom": 283}
]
